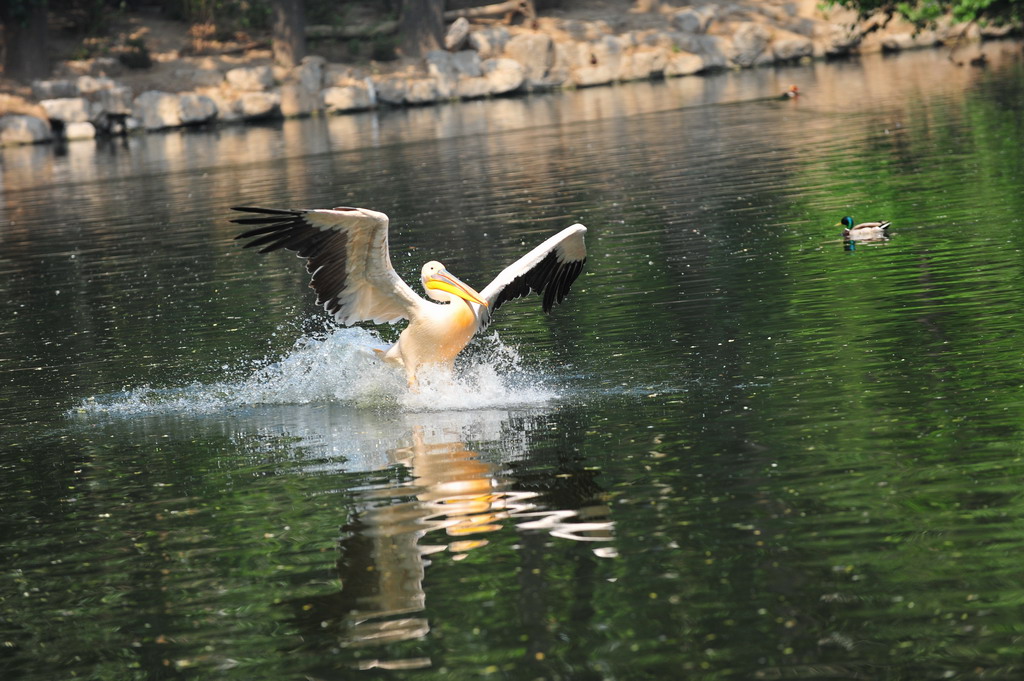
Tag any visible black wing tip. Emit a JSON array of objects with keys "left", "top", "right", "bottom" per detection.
[
  {"left": 229, "top": 206, "right": 303, "bottom": 223},
  {"left": 543, "top": 257, "right": 586, "bottom": 314},
  {"left": 231, "top": 206, "right": 294, "bottom": 214},
  {"left": 231, "top": 207, "right": 308, "bottom": 244}
]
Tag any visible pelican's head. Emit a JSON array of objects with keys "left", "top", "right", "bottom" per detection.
[{"left": 421, "top": 261, "right": 488, "bottom": 307}]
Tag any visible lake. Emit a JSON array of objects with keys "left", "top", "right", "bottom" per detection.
[{"left": 3, "top": 44, "right": 1024, "bottom": 679}]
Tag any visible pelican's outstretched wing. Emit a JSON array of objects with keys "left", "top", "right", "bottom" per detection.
[
  {"left": 478, "top": 224, "right": 587, "bottom": 326},
  {"left": 232, "top": 206, "right": 423, "bottom": 325}
]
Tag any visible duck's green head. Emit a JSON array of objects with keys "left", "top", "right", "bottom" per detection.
[{"left": 836, "top": 216, "right": 854, "bottom": 228}]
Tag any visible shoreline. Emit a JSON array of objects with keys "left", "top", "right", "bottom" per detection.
[{"left": 1, "top": 2, "right": 1018, "bottom": 148}]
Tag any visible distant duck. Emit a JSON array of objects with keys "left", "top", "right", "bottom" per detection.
[
  {"left": 781, "top": 84, "right": 799, "bottom": 99},
  {"left": 837, "top": 216, "right": 891, "bottom": 240},
  {"left": 969, "top": 53, "right": 988, "bottom": 68}
]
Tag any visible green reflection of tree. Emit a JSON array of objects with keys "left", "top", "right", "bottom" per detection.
[
  {"left": 1, "top": 427, "right": 350, "bottom": 680},
  {"left": 647, "top": 64, "right": 1024, "bottom": 679}
]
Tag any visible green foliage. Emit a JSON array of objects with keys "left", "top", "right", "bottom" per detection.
[{"left": 826, "top": 0, "right": 1024, "bottom": 25}]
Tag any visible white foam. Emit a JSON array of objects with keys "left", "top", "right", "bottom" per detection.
[{"left": 73, "top": 327, "right": 558, "bottom": 417}]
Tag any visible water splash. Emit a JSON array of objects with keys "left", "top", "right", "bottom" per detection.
[{"left": 72, "top": 327, "right": 558, "bottom": 417}]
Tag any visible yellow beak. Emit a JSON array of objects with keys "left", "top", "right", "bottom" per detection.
[{"left": 426, "top": 271, "right": 489, "bottom": 307}]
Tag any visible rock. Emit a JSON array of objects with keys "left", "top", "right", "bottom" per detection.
[
  {"left": 425, "top": 51, "right": 460, "bottom": 97},
  {"left": 452, "top": 50, "right": 483, "bottom": 78},
  {"left": 323, "top": 63, "right": 357, "bottom": 87},
  {"left": 882, "top": 31, "right": 937, "bottom": 52},
  {"left": 374, "top": 76, "right": 410, "bottom": 105},
  {"left": 671, "top": 8, "right": 713, "bottom": 34},
  {"left": 481, "top": 58, "right": 525, "bottom": 95},
  {"left": 405, "top": 78, "right": 444, "bottom": 104},
  {"left": 824, "top": 24, "right": 861, "bottom": 56},
  {"left": 731, "top": 22, "right": 772, "bottom": 67},
  {"left": 237, "top": 92, "right": 280, "bottom": 119},
  {"left": 32, "top": 80, "right": 79, "bottom": 99},
  {"left": 562, "top": 19, "right": 612, "bottom": 42},
  {"left": 432, "top": 52, "right": 490, "bottom": 98},
  {"left": 619, "top": 48, "right": 668, "bottom": 81},
  {"left": 785, "top": 17, "right": 816, "bottom": 38},
  {"left": 573, "top": 34, "right": 624, "bottom": 87},
  {"left": 64, "top": 121, "right": 97, "bottom": 140},
  {"left": 134, "top": 91, "right": 184, "bottom": 130},
  {"left": 76, "top": 75, "right": 116, "bottom": 94},
  {"left": 97, "top": 85, "right": 134, "bottom": 115},
  {"left": 455, "top": 76, "right": 494, "bottom": 99},
  {"left": 40, "top": 98, "right": 92, "bottom": 124},
  {"left": 446, "top": 17, "right": 471, "bottom": 51},
  {"left": 542, "top": 42, "right": 573, "bottom": 89},
  {"left": 0, "top": 114, "right": 53, "bottom": 146},
  {"left": 455, "top": 58, "right": 524, "bottom": 98},
  {"left": 373, "top": 74, "right": 445, "bottom": 105},
  {"left": 695, "top": 35, "right": 730, "bottom": 70},
  {"left": 468, "top": 26, "right": 510, "bottom": 59},
  {"left": 772, "top": 35, "right": 813, "bottom": 62},
  {"left": 664, "top": 51, "right": 705, "bottom": 77},
  {"left": 179, "top": 93, "right": 218, "bottom": 125},
  {"left": 226, "top": 65, "right": 275, "bottom": 91},
  {"left": 321, "top": 82, "right": 376, "bottom": 112},
  {"left": 978, "top": 23, "right": 1011, "bottom": 38},
  {"left": 0, "top": 94, "right": 47, "bottom": 121},
  {"left": 279, "top": 83, "right": 320, "bottom": 117},
  {"left": 193, "top": 69, "right": 224, "bottom": 87},
  {"left": 205, "top": 91, "right": 243, "bottom": 123},
  {"left": 504, "top": 33, "right": 554, "bottom": 87},
  {"left": 294, "top": 55, "right": 325, "bottom": 91},
  {"left": 573, "top": 63, "right": 617, "bottom": 88}
]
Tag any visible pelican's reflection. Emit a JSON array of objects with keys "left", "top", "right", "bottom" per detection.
[{"left": 280, "top": 407, "right": 614, "bottom": 668}]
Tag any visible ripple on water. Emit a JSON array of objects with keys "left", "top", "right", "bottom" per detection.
[{"left": 71, "top": 327, "right": 559, "bottom": 417}]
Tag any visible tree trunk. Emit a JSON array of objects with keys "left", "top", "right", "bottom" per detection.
[
  {"left": 272, "top": 0, "right": 307, "bottom": 68},
  {"left": 398, "top": 0, "right": 444, "bottom": 59},
  {"left": 1, "top": 0, "right": 50, "bottom": 82}
]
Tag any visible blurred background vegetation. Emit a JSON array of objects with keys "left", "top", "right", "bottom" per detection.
[
  {"left": 827, "top": 0, "right": 1022, "bottom": 26},
  {"left": 1, "top": 0, "right": 1020, "bottom": 83},
  {"left": 2, "top": 1, "right": 571, "bottom": 81}
]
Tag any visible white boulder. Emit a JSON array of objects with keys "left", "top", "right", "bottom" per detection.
[
  {"left": 65, "top": 121, "right": 97, "bottom": 140},
  {"left": 226, "top": 65, "right": 275, "bottom": 91},
  {"left": 279, "top": 83, "right": 320, "bottom": 117},
  {"left": 179, "top": 93, "right": 218, "bottom": 125},
  {"left": 133, "top": 91, "right": 184, "bottom": 130},
  {"left": 40, "top": 97, "right": 92, "bottom": 124},
  {"left": 0, "top": 114, "right": 53, "bottom": 145},
  {"left": 321, "top": 83, "right": 376, "bottom": 113},
  {"left": 236, "top": 92, "right": 280, "bottom": 119}
]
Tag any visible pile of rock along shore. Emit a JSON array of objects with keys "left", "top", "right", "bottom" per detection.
[{"left": 0, "top": 5, "right": 1015, "bottom": 146}]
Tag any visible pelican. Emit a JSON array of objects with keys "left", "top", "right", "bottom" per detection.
[{"left": 232, "top": 206, "right": 588, "bottom": 387}]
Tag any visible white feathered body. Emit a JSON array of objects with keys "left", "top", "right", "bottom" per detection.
[{"left": 233, "top": 205, "right": 588, "bottom": 387}]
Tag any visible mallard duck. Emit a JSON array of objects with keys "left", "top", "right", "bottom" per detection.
[{"left": 837, "top": 216, "right": 891, "bottom": 240}]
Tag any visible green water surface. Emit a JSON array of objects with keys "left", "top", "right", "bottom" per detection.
[{"left": 2, "top": 46, "right": 1024, "bottom": 680}]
